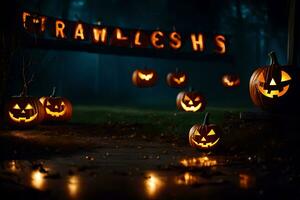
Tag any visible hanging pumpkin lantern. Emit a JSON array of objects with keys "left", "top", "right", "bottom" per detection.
[
  {"left": 221, "top": 74, "right": 240, "bottom": 87},
  {"left": 176, "top": 89, "right": 206, "bottom": 112},
  {"left": 4, "top": 67, "right": 44, "bottom": 128},
  {"left": 132, "top": 68, "right": 158, "bottom": 87},
  {"left": 189, "top": 113, "right": 221, "bottom": 150},
  {"left": 249, "top": 51, "right": 298, "bottom": 111},
  {"left": 166, "top": 68, "right": 188, "bottom": 88},
  {"left": 39, "top": 87, "right": 72, "bottom": 122}
]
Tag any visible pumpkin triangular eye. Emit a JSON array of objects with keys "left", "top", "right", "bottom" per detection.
[
  {"left": 258, "top": 72, "right": 265, "bottom": 83},
  {"left": 194, "top": 97, "right": 200, "bottom": 101},
  {"left": 13, "top": 104, "right": 21, "bottom": 109},
  {"left": 184, "top": 95, "right": 191, "bottom": 101},
  {"left": 207, "top": 129, "right": 216, "bottom": 136},
  {"left": 281, "top": 70, "right": 291, "bottom": 82},
  {"left": 25, "top": 104, "right": 33, "bottom": 110},
  {"left": 61, "top": 101, "right": 65, "bottom": 106},
  {"left": 47, "top": 101, "right": 51, "bottom": 106},
  {"left": 194, "top": 129, "right": 201, "bottom": 136}
]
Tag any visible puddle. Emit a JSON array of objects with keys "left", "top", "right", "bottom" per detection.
[{"left": 0, "top": 152, "right": 259, "bottom": 199}]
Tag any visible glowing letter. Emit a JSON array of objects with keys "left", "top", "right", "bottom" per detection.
[
  {"left": 93, "top": 27, "right": 107, "bottom": 44},
  {"left": 56, "top": 20, "right": 66, "bottom": 39},
  {"left": 169, "top": 32, "right": 182, "bottom": 50},
  {"left": 214, "top": 35, "right": 226, "bottom": 54},
  {"left": 74, "top": 23, "right": 85, "bottom": 40},
  {"left": 151, "top": 31, "right": 165, "bottom": 49},
  {"left": 191, "top": 33, "right": 204, "bottom": 52}
]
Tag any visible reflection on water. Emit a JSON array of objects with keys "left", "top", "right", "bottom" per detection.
[
  {"left": 180, "top": 156, "right": 217, "bottom": 167},
  {"left": 239, "top": 174, "right": 256, "bottom": 189},
  {"left": 8, "top": 160, "right": 17, "bottom": 172},
  {"left": 68, "top": 175, "right": 80, "bottom": 198},
  {"left": 144, "top": 173, "right": 164, "bottom": 198},
  {"left": 31, "top": 170, "right": 46, "bottom": 190},
  {"left": 175, "top": 172, "right": 201, "bottom": 185}
]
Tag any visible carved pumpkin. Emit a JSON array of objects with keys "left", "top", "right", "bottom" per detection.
[
  {"left": 39, "top": 87, "right": 72, "bottom": 121},
  {"left": 176, "top": 89, "right": 206, "bottom": 112},
  {"left": 222, "top": 74, "right": 240, "bottom": 87},
  {"left": 5, "top": 97, "right": 45, "bottom": 127},
  {"left": 249, "top": 51, "right": 298, "bottom": 111},
  {"left": 189, "top": 113, "right": 221, "bottom": 150},
  {"left": 166, "top": 69, "right": 188, "bottom": 88},
  {"left": 132, "top": 69, "right": 158, "bottom": 87}
]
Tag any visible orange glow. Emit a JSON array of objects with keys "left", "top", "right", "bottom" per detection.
[
  {"left": 56, "top": 20, "right": 66, "bottom": 39},
  {"left": 31, "top": 170, "right": 46, "bottom": 190},
  {"left": 151, "top": 31, "right": 165, "bottom": 49},
  {"left": 215, "top": 35, "right": 226, "bottom": 54},
  {"left": 175, "top": 172, "right": 200, "bottom": 185},
  {"left": 239, "top": 174, "right": 256, "bottom": 189},
  {"left": 68, "top": 176, "right": 80, "bottom": 198},
  {"left": 40, "top": 17, "right": 46, "bottom": 32},
  {"left": 144, "top": 173, "right": 164, "bottom": 197},
  {"left": 22, "top": 12, "right": 30, "bottom": 29},
  {"left": 92, "top": 27, "right": 107, "bottom": 44},
  {"left": 134, "top": 31, "right": 142, "bottom": 46},
  {"left": 115, "top": 28, "right": 128, "bottom": 41},
  {"left": 191, "top": 33, "right": 204, "bottom": 52},
  {"left": 180, "top": 156, "right": 217, "bottom": 167},
  {"left": 169, "top": 32, "right": 182, "bottom": 50},
  {"left": 74, "top": 23, "right": 85, "bottom": 40}
]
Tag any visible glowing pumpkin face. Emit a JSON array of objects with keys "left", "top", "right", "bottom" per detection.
[
  {"left": 249, "top": 51, "right": 299, "bottom": 111},
  {"left": 256, "top": 70, "right": 291, "bottom": 98},
  {"left": 132, "top": 69, "right": 158, "bottom": 87},
  {"left": 5, "top": 97, "right": 45, "bottom": 127},
  {"left": 189, "top": 113, "right": 221, "bottom": 150},
  {"left": 222, "top": 74, "right": 240, "bottom": 87},
  {"left": 40, "top": 88, "right": 72, "bottom": 121},
  {"left": 176, "top": 90, "right": 206, "bottom": 112},
  {"left": 167, "top": 70, "right": 188, "bottom": 87}
]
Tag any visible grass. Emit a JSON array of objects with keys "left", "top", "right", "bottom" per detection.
[{"left": 71, "top": 106, "right": 245, "bottom": 136}]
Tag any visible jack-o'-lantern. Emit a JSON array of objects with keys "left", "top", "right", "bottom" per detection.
[
  {"left": 222, "top": 74, "right": 240, "bottom": 87},
  {"left": 5, "top": 67, "right": 44, "bottom": 128},
  {"left": 132, "top": 68, "right": 158, "bottom": 87},
  {"left": 249, "top": 51, "right": 299, "bottom": 111},
  {"left": 39, "top": 87, "right": 72, "bottom": 121},
  {"left": 189, "top": 113, "right": 221, "bottom": 150},
  {"left": 176, "top": 89, "right": 206, "bottom": 112},
  {"left": 5, "top": 97, "right": 45, "bottom": 127},
  {"left": 166, "top": 69, "right": 188, "bottom": 88}
]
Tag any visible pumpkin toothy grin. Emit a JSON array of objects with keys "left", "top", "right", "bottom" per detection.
[
  {"left": 180, "top": 101, "right": 202, "bottom": 112},
  {"left": 8, "top": 112, "right": 38, "bottom": 123},
  {"left": 192, "top": 138, "right": 220, "bottom": 148},
  {"left": 257, "top": 85, "right": 289, "bottom": 98},
  {"left": 45, "top": 107, "right": 66, "bottom": 117}
]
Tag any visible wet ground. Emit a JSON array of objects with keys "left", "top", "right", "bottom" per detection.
[{"left": 0, "top": 110, "right": 300, "bottom": 199}]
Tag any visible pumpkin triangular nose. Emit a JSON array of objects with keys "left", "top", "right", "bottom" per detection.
[
  {"left": 55, "top": 105, "right": 58, "bottom": 109},
  {"left": 21, "top": 110, "right": 26, "bottom": 114},
  {"left": 201, "top": 137, "right": 206, "bottom": 142},
  {"left": 188, "top": 100, "right": 193, "bottom": 105},
  {"left": 270, "top": 78, "right": 277, "bottom": 86}
]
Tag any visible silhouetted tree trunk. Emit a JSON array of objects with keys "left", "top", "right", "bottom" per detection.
[
  {"left": 0, "top": 1, "right": 19, "bottom": 122},
  {"left": 287, "top": 0, "right": 299, "bottom": 66}
]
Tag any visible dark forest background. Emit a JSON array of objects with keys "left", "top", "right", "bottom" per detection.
[{"left": 8, "top": 0, "right": 291, "bottom": 109}]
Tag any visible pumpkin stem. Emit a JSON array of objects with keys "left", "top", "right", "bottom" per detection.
[
  {"left": 268, "top": 51, "right": 279, "bottom": 65},
  {"left": 188, "top": 86, "right": 194, "bottom": 92},
  {"left": 50, "top": 87, "right": 56, "bottom": 97},
  {"left": 202, "top": 112, "right": 210, "bottom": 125},
  {"left": 175, "top": 68, "right": 179, "bottom": 73}
]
